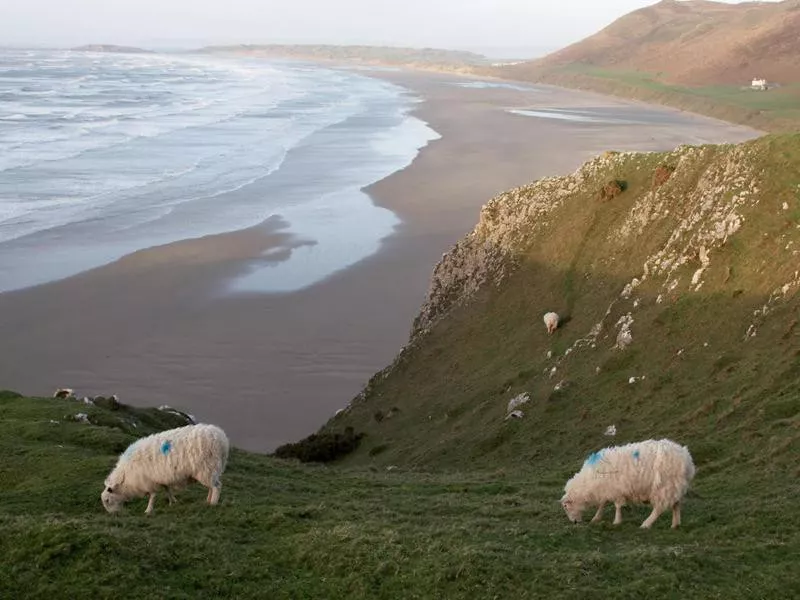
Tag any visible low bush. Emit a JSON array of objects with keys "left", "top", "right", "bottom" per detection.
[
  {"left": 653, "top": 164, "right": 677, "bottom": 188},
  {"left": 599, "top": 179, "right": 627, "bottom": 201},
  {"left": 273, "top": 427, "right": 364, "bottom": 463}
]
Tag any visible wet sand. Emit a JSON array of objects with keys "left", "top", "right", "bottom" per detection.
[{"left": 0, "top": 70, "right": 760, "bottom": 452}]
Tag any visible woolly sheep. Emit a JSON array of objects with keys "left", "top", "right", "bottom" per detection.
[
  {"left": 543, "top": 312, "right": 559, "bottom": 335},
  {"left": 560, "top": 438, "right": 695, "bottom": 529},
  {"left": 101, "top": 423, "right": 229, "bottom": 515}
]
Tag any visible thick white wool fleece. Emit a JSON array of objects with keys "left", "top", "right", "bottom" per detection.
[
  {"left": 103, "top": 424, "right": 229, "bottom": 501},
  {"left": 543, "top": 312, "right": 559, "bottom": 332},
  {"left": 563, "top": 438, "right": 695, "bottom": 511}
]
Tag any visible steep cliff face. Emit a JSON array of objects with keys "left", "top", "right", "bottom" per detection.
[
  {"left": 411, "top": 157, "right": 608, "bottom": 338},
  {"left": 329, "top": 134, "right": 800, "bottom": 473},
  {"left": 412, "top": 140, "right": 785, "bottom": 344}
]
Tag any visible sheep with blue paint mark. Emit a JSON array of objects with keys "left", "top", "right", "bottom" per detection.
[
  {"left": 560, "top": 438, "right": 695, "bottom": 529},
  {"left": 101, "top": 423, "right": 229, "bottom": 515}
]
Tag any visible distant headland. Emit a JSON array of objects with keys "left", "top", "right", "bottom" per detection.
[{"left": 71, "top": 44, "right": 153, "bottom": 54}]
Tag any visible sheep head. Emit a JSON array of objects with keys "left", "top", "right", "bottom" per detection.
[
  {"left": 101, "top": 473, "right": 127, "bottom": 513},
  {"left": 560, "top": 493, "right": 585, "bottom": 524}
]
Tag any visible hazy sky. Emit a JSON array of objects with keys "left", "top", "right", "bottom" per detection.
[{"left": 0, "top": 0, "right": 779, "bottom": 56}]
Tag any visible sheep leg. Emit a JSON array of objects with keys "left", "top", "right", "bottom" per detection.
[
  {"left": 613, "top": 502, "right": 624, "bottom": 525},
  {"left": 167, "top": 488, "right": 178, "bottom": 505},
  {"left": 590, "top": 503, "right": 606, "bottom": 523},
  {"left": 207, "top": 472, "right": 222, "bottom": 505},
  {"left": 145, "top": 492, "right": 157, "bottom": 515},
  {"left": 671, "top": 502, "right": 681, "bottom": 529},
  {"left": 640, "top": 505, "right": 666, "bottom": 529}
]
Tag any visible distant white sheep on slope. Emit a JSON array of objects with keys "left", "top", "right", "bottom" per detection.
[
  {"left": 101, "top": 423, "right": 229, "bottom": 515},
  {"left": 560, "top": 438, "right": 695, "bottom": 529},
  {"left": 543, "top": 312, "right": 559, "bottom": 335}
]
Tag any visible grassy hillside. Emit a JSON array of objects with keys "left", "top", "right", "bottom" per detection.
[
  {"left": 1, "top": 390, "right": 798, "bottom": 598},
  {"left": 332, "top": 135, "right": 800, "bottom": 468},
  {"left": 333, "top": 135, "right": 800, "bottom": 472},
  {"left": 499, "top": 0, "right": 800, "bottom": 132},
  {"left": 324, "top": 135, "right": 800, "bottom": 592},
  {"left": 4, "top": 136, "right": 800, "bottom": 598},
  {"left": 528, "top": 0, "right": 800, "bottom": 86}
]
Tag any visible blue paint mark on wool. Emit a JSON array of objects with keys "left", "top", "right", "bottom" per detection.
[
  {"left": 633, "top": 450, "right": 641, "bottom": 461},
  {"left": 161, "top": 440, "right": 172, "bottom": 456},
  {"left": 585, "top": 451, "right": 603, "bottom": 467}
]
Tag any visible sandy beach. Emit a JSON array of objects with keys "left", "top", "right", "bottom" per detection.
[{"left": 0, "top": 69, "right": 760, "bottom": 452}]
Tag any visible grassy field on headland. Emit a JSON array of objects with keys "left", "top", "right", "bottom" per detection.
[{"left": 1, "top": 390, "right": 798, "bottom": 599}]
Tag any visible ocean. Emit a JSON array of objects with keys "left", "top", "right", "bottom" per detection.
[{"left": 0, "top": 49, "right": 439, "bottom": 293}]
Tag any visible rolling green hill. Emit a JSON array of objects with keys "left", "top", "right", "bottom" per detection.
[
  {"left": 498, "top": 0, "right": 800, "bottom": 132},
  {"left": 3, "top": 135, "right": 800, "bottom": 598}
]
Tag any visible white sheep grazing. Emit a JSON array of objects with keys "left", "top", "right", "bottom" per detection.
[
  {"left": 543, "top": 312, "right": 559, "bottom": 335},
  {"left": 560, "top": 438, "right": 695, "bottom": 529},
  {"left": 101, "top": 423, "right": 229, "bottom": 515}
]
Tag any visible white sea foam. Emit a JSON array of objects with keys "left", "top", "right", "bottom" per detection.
[{"left": 0, "top": 49, "right": 440, "bottom": 293}]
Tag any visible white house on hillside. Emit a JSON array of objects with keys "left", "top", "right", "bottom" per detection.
[{"left": 751, "top": 78, "right": 768, "bottom": 90}]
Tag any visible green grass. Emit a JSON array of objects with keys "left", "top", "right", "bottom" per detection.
[
  {"left": 524, "top": 64, "right": 800, "bottom": 133},
  {"left": 0, "top": 392, "right": 798, "bottom": 599}
]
